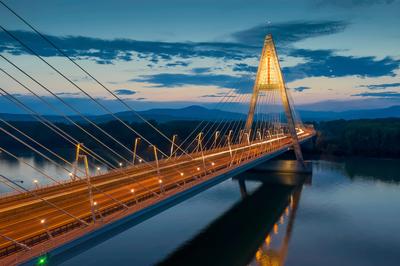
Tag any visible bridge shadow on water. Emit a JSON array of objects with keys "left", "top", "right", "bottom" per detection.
[{"left": 157, "top": 170, "right": 310, "bottom": 266}]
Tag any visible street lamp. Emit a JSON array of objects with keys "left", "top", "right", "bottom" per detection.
[
  {"left": 150, "top": 145, "right": 160, "bottom": 174},
  {"left": 33, "top": 179, "right": 39, "bottom": 189},
  {"left": 130, "top": 188, "right": 138, "bottom": 204},
  {"left": 133, "top": 137, "right": 141, "bottom": 165},
  {"left": 170, "top": 134, "right": 178, "bottom": 158},
  {"left": 158, "top": 179, "right": 164, "bottom": 193},
  {"left": 40, "top": 219, "right": 53, "bottom": 239}
]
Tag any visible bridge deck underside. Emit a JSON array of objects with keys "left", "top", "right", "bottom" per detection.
[{"left": 0, "top": 130, "right": 314, "bottom": 260}]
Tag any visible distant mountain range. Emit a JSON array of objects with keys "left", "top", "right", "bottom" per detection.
[
  {"left": 1, "top": 105, "right": 399, "bottom": 123},
  {"left": 299, "top": 105, "right": 400, "bottom": 121}
]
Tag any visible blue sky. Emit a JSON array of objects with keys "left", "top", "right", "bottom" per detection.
[{"left": 0, "top": 0, "right": 399, "bottom": 114}]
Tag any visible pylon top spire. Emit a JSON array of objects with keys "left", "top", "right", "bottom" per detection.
[{"left": 253, "top": 33, "right": 285, "bottom": 92}]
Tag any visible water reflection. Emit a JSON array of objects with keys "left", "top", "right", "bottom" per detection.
[
  {"left": 158, "top": 173, "right": 308, "bottom": 266},
  {"left": 343, "top": 158, "right": 400, "bottom": 183},
  {"left": 249, "top": 186, "right": 302, "bottom": 266}
]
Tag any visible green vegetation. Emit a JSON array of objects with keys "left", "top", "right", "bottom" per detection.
[
  {"left": 1, "top": 118, "right": 399, "bottom": 162},
  {"left": 312, "top": 118, "right": 400, "bottom": 157}
]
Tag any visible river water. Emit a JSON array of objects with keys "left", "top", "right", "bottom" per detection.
[{"left": 0, "top": 156, "right": 399, "bottom": 266}]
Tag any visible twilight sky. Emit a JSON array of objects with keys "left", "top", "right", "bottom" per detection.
[{"left": 0, "top": 0, "right": 399, "bottom": 114}]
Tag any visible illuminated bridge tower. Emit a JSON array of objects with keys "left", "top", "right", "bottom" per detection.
[{"left": 245, "top": 34, "right": 304, "bottom": 165}]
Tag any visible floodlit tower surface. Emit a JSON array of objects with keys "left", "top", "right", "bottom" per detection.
[{"left": 245, "top": 34, "right": 304, "bottom": 164}]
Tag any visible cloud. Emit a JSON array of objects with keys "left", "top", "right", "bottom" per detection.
[
  {"left": 352, "top": 91, "right": 400, "bottom": 97},
  {"left": 314, "top": 0, "right": 397, "bottom": 8},
  {"left": 282, "top": 48, "right": 400, "bottom": 81},
  {"left": 0, "top": 20, "right": 349, "bottom": 65},
  {"left": 192, "top": 67, "right": 212, "bottom": 74},
  {"left": 359, "top": 82, "right": 400, "bottom": 90},
  {"left": 200, "top": 94, "right": 237, "bottom": 98},
  {"left": 54, "top": 92, "right": 82, "bottom": 96},
  {"left": 231, "top": 20, "right": 348, "bottom": 47},
  {"left": 0, "top": 30, "right": 256, "bottom": 65},
  {"left": 133, "top": 47, "right": 400, "bottom": 90},
  {"left": 200, "top": 92, "right": 237, "bottom": 98},
  {"left": 114, "top": 89, "right": 136, "bottom": 95},
  {"left": 133, "top": 73, "right": 253, "bottom": 93},
  {"left": 292, "top": 86, "right": 311, "bottom": 92},
  {"left": 136, "top": 97, "right": 147, "bottom": 101},
  {"left": 166, "top": 61, "right": 190, "bottom": 67},
  {"left": 232, "top": 63, "right": 258, "bottom": 73}
]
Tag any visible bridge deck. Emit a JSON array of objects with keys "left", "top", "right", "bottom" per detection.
[{"left": 0, "top": 129, "right": 314, "bottom": 263}]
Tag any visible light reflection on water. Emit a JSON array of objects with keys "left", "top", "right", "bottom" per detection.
[{"left": 0, "top": 156, "right": 399, "bottom": 265}]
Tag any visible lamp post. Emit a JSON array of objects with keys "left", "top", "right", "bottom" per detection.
[
  {"left": 158, "top": 179, "right": 164, "bottom": 193},
  {"left": 130, "top": 188, "right": 138, "bottom": 204},
  {"left": 93, "top": 201, "right": 103, "bottom": 222},
  {"left": 170, "top": 134, "right": 177, "bottom": 158},
  {"left": 227, "top": 130, "right": 233, "bottom": 159},
  {"left": 133, "top": 137, "right": 141, "bottom": 165},
  {"left": 212, "top": 131, "right": 220, "bottom": 150},
  {"left": 197, "top": 132, "right": 206, "bottom": 175},
  {"left": 150, "top": 145, "right": 160, "bottom": 174},
  {"left": 244, "top": 133, "right": 251, "bottom": 159},
  {"left": 33, "top": 179, "right": 39, "bottom": 189},
  {"left": 40, "top": 219, "right": 53, "bottom": 239}
]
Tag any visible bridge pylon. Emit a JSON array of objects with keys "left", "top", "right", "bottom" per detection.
[{"left": 245, "top": 34, "right": 304, "bottom": 165}]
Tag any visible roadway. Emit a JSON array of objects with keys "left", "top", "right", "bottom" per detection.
[{"left": 0, "top": 129, "right": 314, "bottom": 258}]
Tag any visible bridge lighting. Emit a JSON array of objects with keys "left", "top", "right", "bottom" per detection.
[
  {"left": 68, "top": 172, "right": 73, "bottom": 177},
  {"left": 139, "top": 159, "right": 143, "bottom": 163},
  {"left": 97, "top": 167, "right": 100, "bottom": 171},
  {"left": 93, "top": 201, "right": 97, "bottom": 206},
  {"left": 196, "top": 167, "right": 200, "bottom": 171},
  {"left": 211, "top": 162, "right": 215, "bottom": 166},
  {"left": 273, "top": 223, "right": 278, "bottom": 234},
  {"left": 131, "top": 188, "right": 138, "bottom": 204},
  {"left": 119, "top": 162, "right": 123, "bottom": 167},
  {"left": 40, "top": 218, "right": 53, "bottom": 239},
  {"left": 158, "top": 179, "right": 164, "bottom": 193},
  {"left": 265, "top": 235, "right": 271, "bottom": 246},
  {"left": 180, "top": 172, "right": 184, "bottom": 176}
]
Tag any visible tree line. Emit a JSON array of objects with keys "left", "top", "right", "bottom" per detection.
[{"left": 1, "top": 118, "right": 399, "bottom": 163}]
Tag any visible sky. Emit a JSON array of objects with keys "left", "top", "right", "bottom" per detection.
[{"left": 0, "top": 0, "right": 399, "bottom": 114}]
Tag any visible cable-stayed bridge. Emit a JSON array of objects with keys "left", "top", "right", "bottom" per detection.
[{"left": 0, "top": 3, "right": 315, "bottom": 264}]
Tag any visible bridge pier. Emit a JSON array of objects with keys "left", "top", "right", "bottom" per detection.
[{"left": 234, "top": 160, "right": 312, "bottom": 186}]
